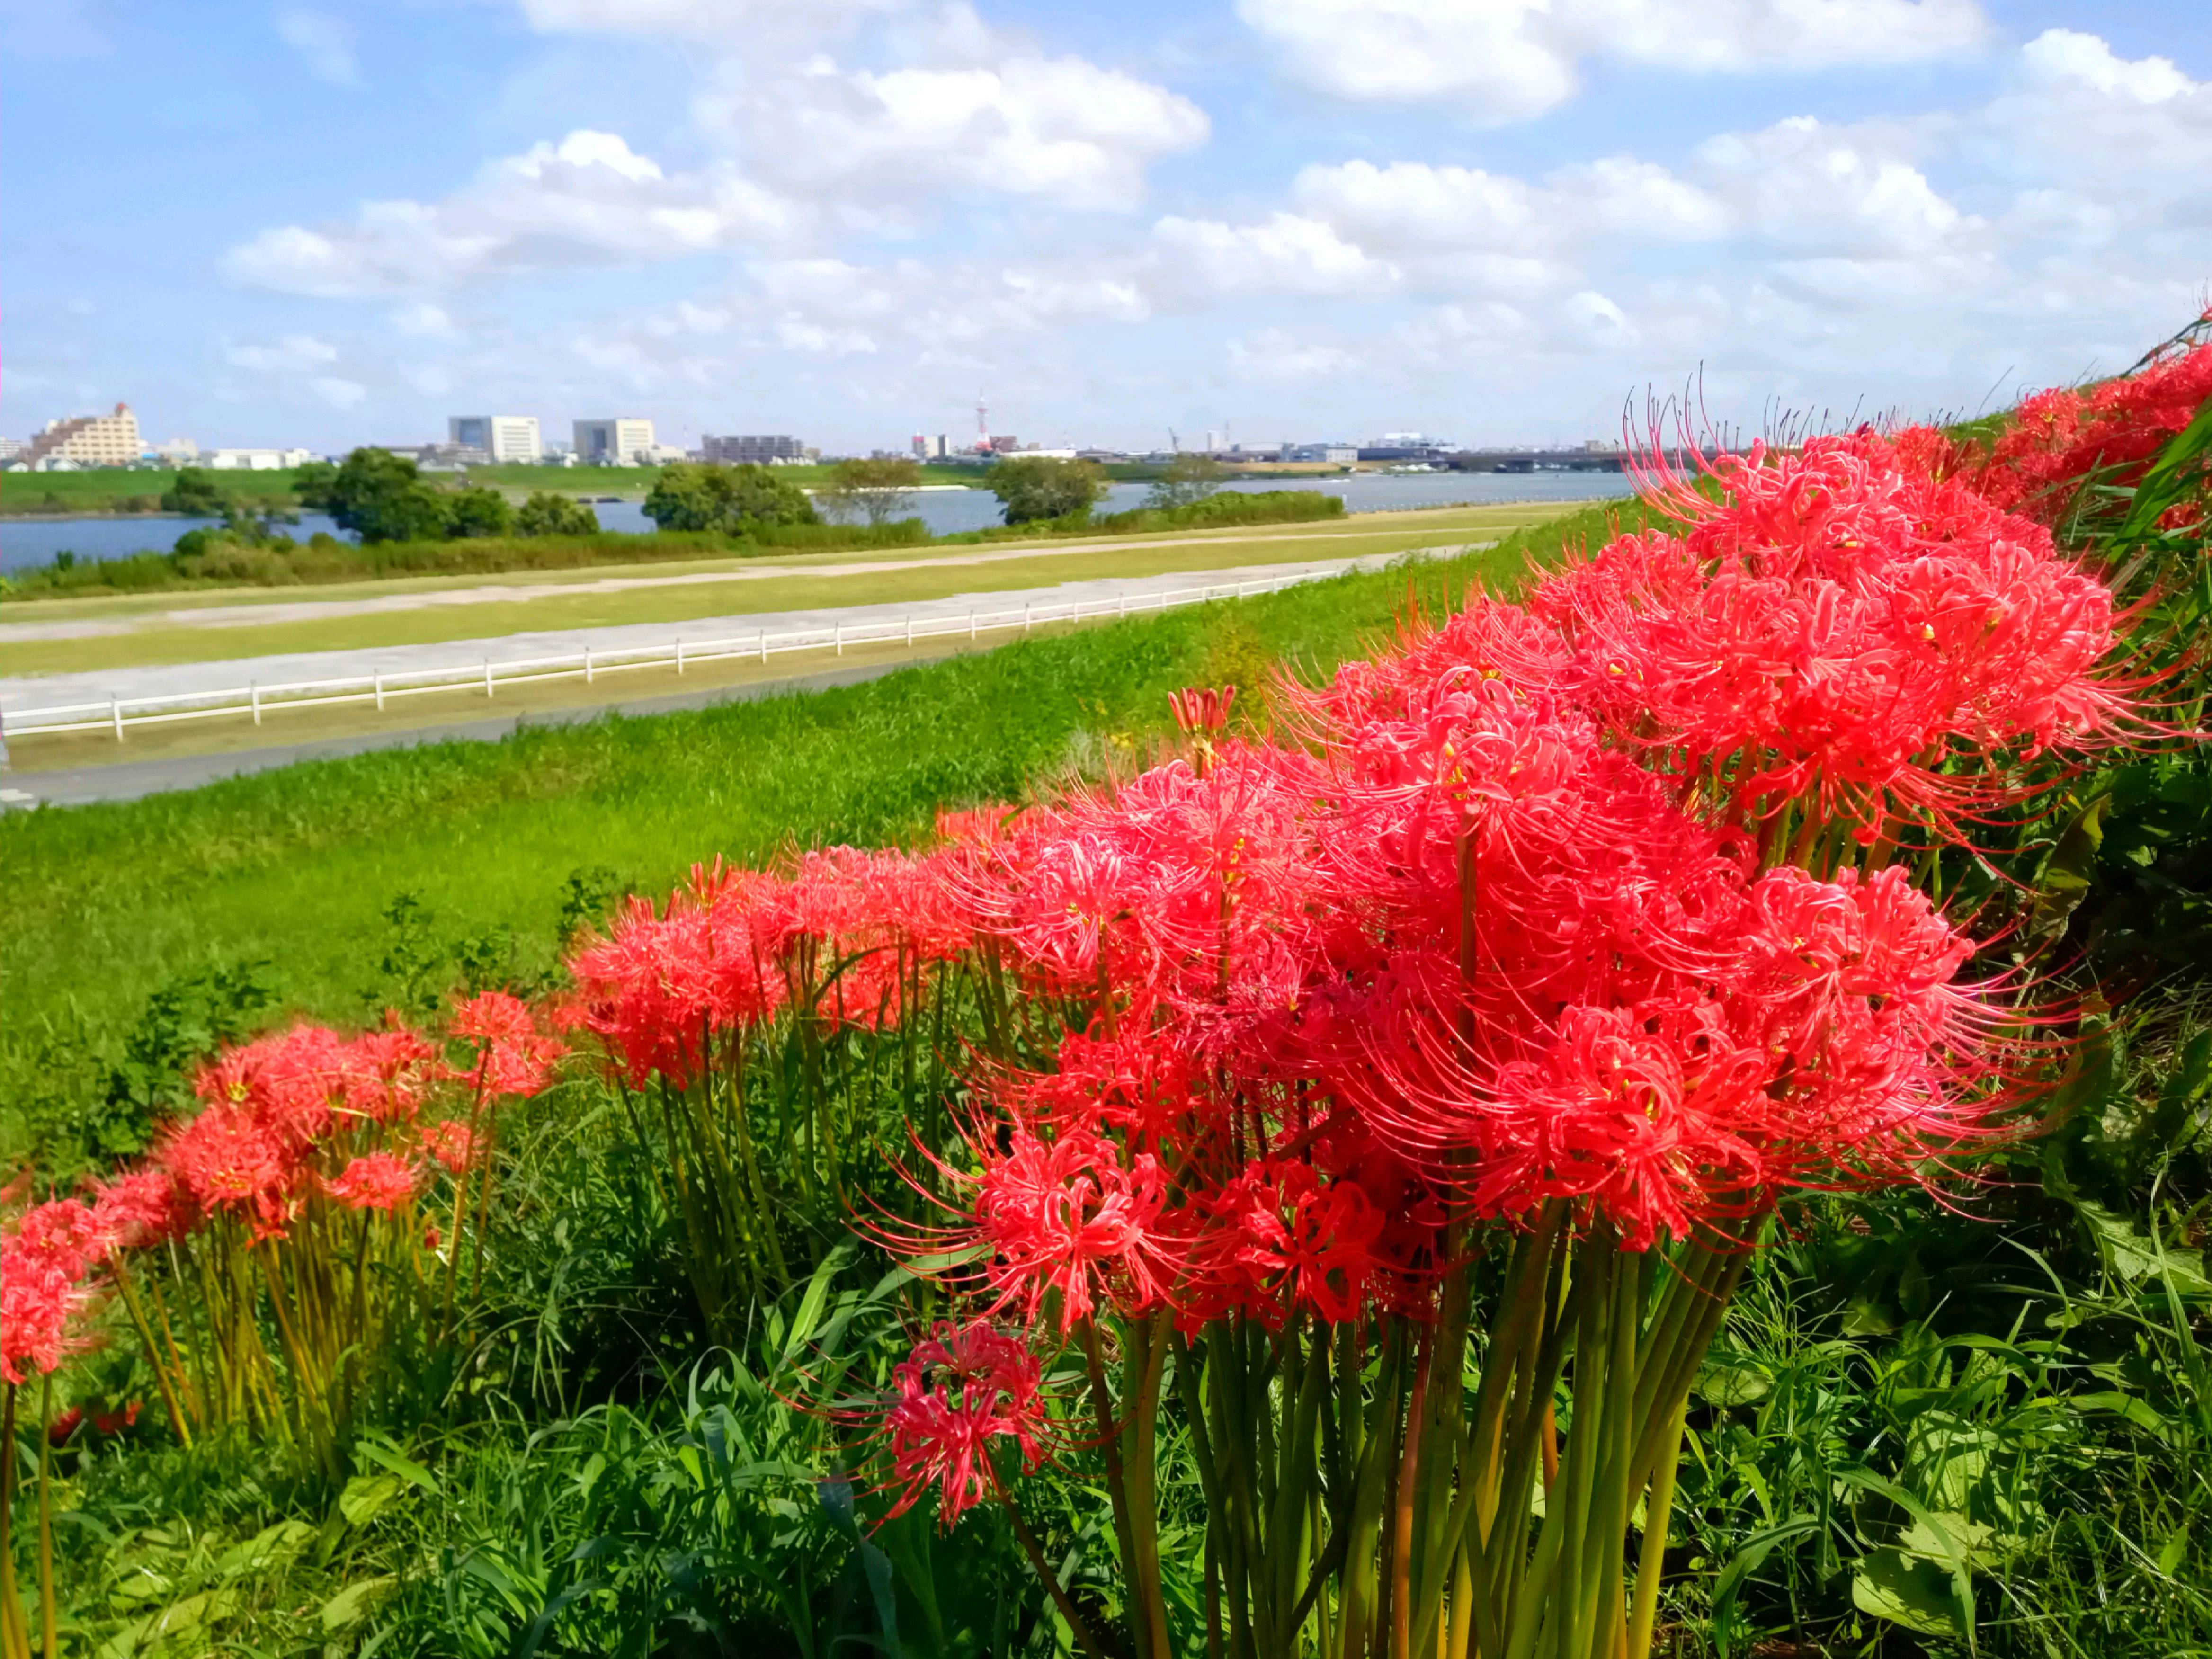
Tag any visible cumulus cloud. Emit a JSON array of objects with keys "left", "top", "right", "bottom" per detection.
[
  {"left": 223, "top": 130, "right": 800, "bottom": 296},
  {"left": 1227, "top": 328, "right": 1361, "bottom": 379},
  {"left": 702, "top": 44, "right": 1208, "bottom": 211},
  {"left": 1152, "top": 213, "right": 1393, "bottom": 295},
  {"left": 276, "top": 10, "right": 357, "bottom": 86},
  {"left": 1238, "top": 0, "right": 1989, "bottom": 120}
]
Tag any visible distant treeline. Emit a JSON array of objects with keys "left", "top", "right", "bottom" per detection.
[{"left": 0, "top": 488, "right": 1345, "bottom": 600}]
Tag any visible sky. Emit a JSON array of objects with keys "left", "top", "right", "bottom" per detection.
[{"left": 5, "top": 0, "right": 2211, "bottom": 455}]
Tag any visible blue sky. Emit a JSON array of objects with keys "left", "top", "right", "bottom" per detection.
[{"left": 6, "top": 0, "right": 2210, "bottom": 454}]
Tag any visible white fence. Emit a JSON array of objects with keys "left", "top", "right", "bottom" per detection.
[{"left": 0, "top": 566, "right": 1366, "bottom": 741}]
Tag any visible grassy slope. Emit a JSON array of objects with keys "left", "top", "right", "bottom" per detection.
[
  {"left": 0, "top": 505, "right": 1619, "bottom": 1161},
  {"left": 0, "top": 469, "right": 307, "bottom": 514}
]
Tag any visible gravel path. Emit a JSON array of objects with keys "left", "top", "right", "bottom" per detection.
[{"left": 0, "top": 544, "right": 1478, "bottom": 713}]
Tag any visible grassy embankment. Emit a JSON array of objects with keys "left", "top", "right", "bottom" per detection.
[
  {"left": 0, "top": 505, "right": 1600, "bottom": 1164},
  {"left": 0, "top": 504, "right": 1566, "bottom": 686}
]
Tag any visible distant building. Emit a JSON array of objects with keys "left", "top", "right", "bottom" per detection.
[
  {"left": 985, "top": 434, "right": 1019, "bottom": 455},
  {"left": 25, "top": 403, "right": 142, "bottom": 469},
  {"left": 209, "top": 447, "right": 317, "bottom": 471},
  {"left": 449, "top": 415, "right": 542, "bottom": 464},
  {"left": 1323, "top": 446, "right": 1358, "bottom": 465},
  {"left": 911, "top": 433, "right": 952, "bottom": 460},
  {"left": 0, "top": 438, "right": 24, "bottom": 463},
  {"left": 703, "top": 433, "right": 805, "bottom": 465},
  {"left": 151, "top": 438, "right": 200, "bottom": 465},
  {"left": 573, "top": 418, "right": 656, "bottom": 466},
  {"left": 416, "top": 443, "right": 489, "bottom": 470},
  {"left": 643, "top": 443, "right": 689, "bottom": 465}
]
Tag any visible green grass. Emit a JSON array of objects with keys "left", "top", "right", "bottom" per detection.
[
  {"left": 470, "top": 462, "right": 984, "bottom": 493},
  {"left": 0, "top": 467, "right": 306, "bottom": 515},
  {"left": 0, "top": 508, "right": 1605, "bottom": 1167}
]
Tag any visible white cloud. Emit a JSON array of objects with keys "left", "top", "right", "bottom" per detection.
[
  {"left": 1227, "top": 328, "right": 1361, "bottom": 379},
  {"left": 311, "top": 376, "right": 368, "bottom": 409},
  {"left": 1238, "top": 0, "right": 1989, "bottom": 119},
  {"left": 1153, "top": 213, "right": 1393, "bottom": 295},
  {"left": 704, "top": 47, "right": 1208, "bottom": 211},
  {"left": 224, "top": 333, "right": 341, "bottom": 373},
  {"left": 276, "top": 9, "right": 357, "bottom": 86},
  {"left": 1696, "top": 116, "right": 1979, "bottom": 254},
  {"left": 2021, "top": 27, "right": 2197, "bottom": 105},
  {"left": 223, "top": 130, "right": 800, "bottom": 296},
  {"left": 392, "top": 302, "right": 461, "bottom": 339}
]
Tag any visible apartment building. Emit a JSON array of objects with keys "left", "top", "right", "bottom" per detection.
[
  {"left": 572, "top": 418, "right": 655, "bottom": 465},
  {"left": 24, "top": 403, "right": 142, "bottom": 468},
  {"left": 702, "top": 433, "right": 805, "bottom": 464},
  {"left": 449, "top": 415, "right": 543, "bottom": 463}
]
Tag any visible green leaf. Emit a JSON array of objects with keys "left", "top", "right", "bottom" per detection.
[
  {"left": 213, "top": 1518, "right": 315, "bottom": 1579},
  {"left": 338, "top": 1472, "right": 407, "bottom": 1528},
  {"left": 2078, "top": 1202, "right": 2212, "bottom": 1292},
  {"left": 319, "top": 1573, "right": 399, "bottom": 1632},
  {"left": 352, "top": 1436, "right": 439, "bottom": 1493},
  {"left": 2159, "top": 1527, "right": 2190, "bottom": 1576},
  {"left": 1693, "top": 1358, "right": 1773, "bottom": 1408},
  {"left": 1853, "top": 1548, "right": 1970, "bottom": 1639}
]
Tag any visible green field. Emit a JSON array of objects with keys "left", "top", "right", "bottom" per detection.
[
  {"left": 0, "top": 508, "right": 1553, "bottom": 678},
  {"left": 0, "top": 466, "right": 306, "bottom": 515}
]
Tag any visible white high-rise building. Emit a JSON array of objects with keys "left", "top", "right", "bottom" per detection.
[
  {"left": 449, "top": 415, "right": 542, "bottom": 463},
  {"left": 572, "top": 418, "right": 655, "bottom": 466},
  {"left": 25, "top": 403, "right": 142, "bottom": 468}
]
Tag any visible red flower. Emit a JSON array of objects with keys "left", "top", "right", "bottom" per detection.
[
  {"left": 324, "top": 1152, "right": 420, "bottom": 1213},
  {"left": 93, "top": 1400, "right": 143, "bottom": 1436},
  {"left": 882, "top": 1320, "right": 1051, "bottom": 1526},
  {"left": 424, "top": 1119, "right": 476, "bottom": 1174},
  {"left": 48, "top": 1406, "right": 84, "bottom": 1445}
]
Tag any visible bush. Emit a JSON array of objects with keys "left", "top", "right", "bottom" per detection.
[
  {"left": 643, "top": 462, "right": 819, "bottom": 533},
  {"left": 985, "top": 455, "right": 1105, "bottom": 524},
  {"left": 514, "top": 491, "right": 601, "bottom": 537}
]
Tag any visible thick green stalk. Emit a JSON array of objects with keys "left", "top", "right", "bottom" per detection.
[
  {"left": 1624, "top": 1400, "right": 1688, "bottom": 1659},
  {"left": 1078, "top": 1318, "right": 1149, "bottom": 1659},
  {"left": 1, "top": 1385, "right": 27, "bottom": 1659},
  {"left": 35, "top": 1375, "right": 55, "bottom": 1659}
]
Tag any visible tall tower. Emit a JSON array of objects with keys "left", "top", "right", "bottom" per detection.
[{"left": 976, "top": 392, "right": 990, "bottom": 453}]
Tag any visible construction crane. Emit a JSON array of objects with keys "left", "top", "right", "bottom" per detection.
[{"left": 1168, "top": 428, "right": 1179, "bottom": 453}]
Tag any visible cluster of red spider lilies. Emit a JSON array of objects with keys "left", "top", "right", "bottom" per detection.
[{"left": 4, "top": 321, "right": 2206, "bottom": 1659}]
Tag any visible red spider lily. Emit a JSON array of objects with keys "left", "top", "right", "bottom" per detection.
[
  {"left": 92, "top": 1401, "right": 143, "bottom": 1436},
  {"left": 971, "top": 1124, "right": 1177, "bottom": 1328},
  {"left": 47, "top": 1406, "right": 84, "bottom": 1445},
  {"left": 450, "top": 992, "right": 567, "bottom": 1098},
  {"left": 1974, "top": 332, "right": 2212, "bottom": 525},
  {"left": 90, "top": 1170, "right": 196, "bottom": 1254},
  {"left": 324, "top": 1152, "right": 421, "bottom": 1213},
  {"left": 1169, "top": 684, "right": 1237, "bottom": 735},
  {"left": 424, "top": 1119, "right": 476, "bottom": 1174},
  {"left": 881, "top": 1319, "right": 1052, "bottom": 1526},
  {"left": 0, "top": 1236, "right": 88, "bottom": 1384},
  {"left": 1526, "top": 430, "right": 2134, "bottom": 837}
]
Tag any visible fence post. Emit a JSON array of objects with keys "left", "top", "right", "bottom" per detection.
[
  {"left": 375, "top": 672, "right": 385, "bottom": 711},
  {"left": 112, "top": 696, "right": 125, "bottom": 742},
  {"left": 905, "top": 615, "right": 913, "bottom": 648},
  {"left": 484, "top": 660, "right": 493, "bottom": 699},
  {"left": 835, "top": 624, "right": 843, "bottom": 657},
  {"left": 1023, "top": 603, "right": 1032, "bottom": 634},
  {"left": 969, "top": 609, "right": 977, "bottom": 642},
  {"left": 760, "top": 631, "right": 768, "bottom": 664},
  {"left": 250, "top": 683, "right": 261, "bottom": 727},
  {"left": 584, "top": 649, "right": 593, "bottom": 686},
  {"left": 677, "top": 640, "right": 686, "bottom": 676}
]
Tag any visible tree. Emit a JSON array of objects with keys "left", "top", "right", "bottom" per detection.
[
  {"left": 515, "top": 492, "right": 601, "bottom": 537},
  {"left": 1145, "top": 452, "right": 1228, "bottom": 512},
  {"left": 642, "top": 463, "right": 820, "bottom": 535},
  {"left": 291, "top": 459, "right": 338, "bottom": 506},
  {"left": 447, "top": 485, "right": 515, "bottom": 539},
  {"left": 159, "top": 467, "right": 229, "bottom": 518},
  {"left": 986, "top": 456, "right": 1106, "bottom": 525},
  {"left": 816, "top": 457, "right": 922, "bottom": 527},
  {"left": 307, "top": 449, "right": 455, "bottom": 543}
]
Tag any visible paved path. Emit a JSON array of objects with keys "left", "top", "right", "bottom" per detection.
[
  {"left": 0, "top": 544, "right": 1479, "bottom": 712},
  {"left": 0, "top": 663, "right": 909, "bottom": 810},
  {"left": 0, "top": 523, "right": 1478, "bottom": 643}
]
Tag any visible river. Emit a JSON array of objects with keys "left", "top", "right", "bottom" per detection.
[{"left": 0, "top": 471, "right": 1629, "bottom": 576}]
